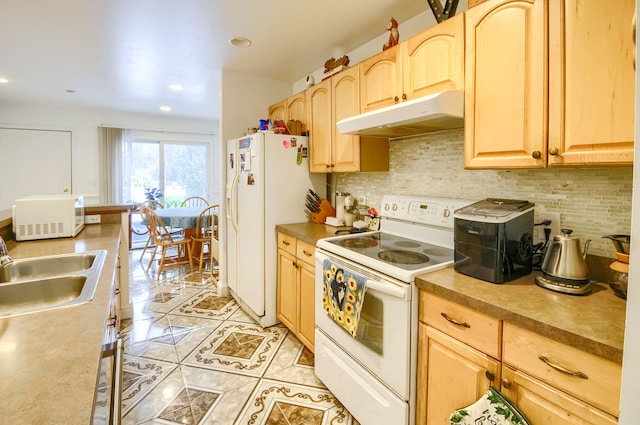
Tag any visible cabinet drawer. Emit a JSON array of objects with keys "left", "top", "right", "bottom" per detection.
[
  {"left": 419, "top": 292, "right": 501, "bottom": 358},
  {"left": 277, "top": 232, "right": 296, "bottom": 256},
  {"left": 296, "top": 240, "right": 315, "bottom": 266},
  {"left": 503, "top": 323, "right": 621, "bottom": 417}
]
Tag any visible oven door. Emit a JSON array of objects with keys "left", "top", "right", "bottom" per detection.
[{"left": 315, "top": 250, "right": 412, "bottom": 400}]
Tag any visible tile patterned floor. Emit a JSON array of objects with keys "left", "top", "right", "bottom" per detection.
[{"left": 122, "top": 251, "right": 359, "bottom": 425}]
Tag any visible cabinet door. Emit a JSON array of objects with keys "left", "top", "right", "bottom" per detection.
[
  {"left": 332, "top": 66, "right": 361, "bottom": 172},
  {"left": 286, "top": 92, "right": 306, "bottom": 127},
  {"left": 464, "top": 0, "right": 548, "bottom": 169},
  {"left": 501, "top": 366, "right": 618, "bottom": 425},
  {"left": 268, "top": 99, "right": 286, "bottom": 124},
  {"left": 416, "top": 324, "right": 500, "bottom": 425},
  {"left": 307, "top": 79, "right": 333, "bottom": 173},
  {"left": 297, "top": 261, "right": 315, "bottom": 352},
  {"left": 276, "top": 248, "right": 298, "bottom": 333},
  {"left": 547, "top": 0, "right": 635, "bottom": 166},
  {"left": 402, "top": 13, "right": 464, "bottom": 100},
  {"left": 360, "top": 45, "right": 403, "bottom": 112}
]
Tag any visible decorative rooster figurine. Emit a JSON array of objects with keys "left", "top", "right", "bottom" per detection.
[{"left": 383, "top": 17, "right": 399, "bottom": 51}]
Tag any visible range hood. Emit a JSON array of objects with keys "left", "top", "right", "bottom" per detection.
[{"left": 337, "top": 89, "right": 464, "bottom": 138}]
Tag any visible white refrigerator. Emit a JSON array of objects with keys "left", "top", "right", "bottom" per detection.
[{"left": 226, "top": 132, "right": 326, "bottom": 327}]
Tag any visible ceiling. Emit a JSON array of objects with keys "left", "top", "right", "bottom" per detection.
[{"left": 0, "top": 0, "right": 430, "bottom": 121}]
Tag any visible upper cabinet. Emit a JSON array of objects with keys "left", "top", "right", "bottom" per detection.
[
  {"left": 465, "top": 0, "right": 636, "bottom": 169},
  {"left": 360, "top": 45, "right": 403, "bottom": 112},
  {"left": 361, "top": 14, "right": 465, "bottom": 113},
  {"left": 464, "top": 0, "right": 548, "bottom": 169},
  {"left": 268, "top": 91, "right": 307, "bottom": 135},
  {"left": 547, "top": 0, "right": 635, "bottom": 166},
  {"left": 308, "top": 67, "right": 389, "bottom": 173},
  {"left": 402, "top": 13, "right": 464, "bottom": 101}
]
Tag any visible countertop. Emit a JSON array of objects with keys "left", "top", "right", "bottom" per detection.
[
  {"left": 275, "top": 222, "right": 350, "bottom": 245},
  {"left": 416, "top": 268, "right": 626, "bottom": 364},
  {"left": 0, "top": 224, "right": 121, "bottom": 424},
  {"left": 276, "top": 222, "right": 626, "bottom": 365}
]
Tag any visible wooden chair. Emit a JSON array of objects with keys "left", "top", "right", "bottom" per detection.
[
  {"left": 181, "top": 196, "right": 209, "bottom": 207},
  {"left": 136, "top": 200, "right": 163, "bottom": 261},
  {"left": 141, "top": 206, "right": 193, "bottom": 279},
  {"left": 190, "top": 204, "right": 220, "bottom": 273}
]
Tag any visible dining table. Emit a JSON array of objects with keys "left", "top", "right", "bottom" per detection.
[{"left": 147, "top": 206, "right": 208, "bottom": 261}]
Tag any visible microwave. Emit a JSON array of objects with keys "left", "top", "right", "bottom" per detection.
[{"left": 12, "top": 194, "right": 85, "bottom": 241}]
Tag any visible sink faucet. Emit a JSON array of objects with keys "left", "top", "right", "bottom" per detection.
[{"left": 0, "top": 236, "right": 12, "bottom": 265}]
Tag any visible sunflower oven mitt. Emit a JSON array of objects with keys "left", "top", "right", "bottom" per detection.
[{"left": 450, "top": 387, "right": 531, "bottom": 425}]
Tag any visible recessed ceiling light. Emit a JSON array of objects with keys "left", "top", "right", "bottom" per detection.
[
  {"left": 169, "top": 84, "right": 183, "bottom": 91},
  {"left": 66, "top": 89, "right": 76, "bottom": 94},
  {"left": 0, "top": 78, "right": 8, "bottom": 84},
  {"left": 229, "top": 37, "right": 252, "bottom": 48},
  {"left": 160, "top": 105, "right": 172, "bottom": 112}
]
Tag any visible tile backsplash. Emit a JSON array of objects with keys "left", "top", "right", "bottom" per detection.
[{"left": 336, "top": 128, "right": 633, "bottom": 258}]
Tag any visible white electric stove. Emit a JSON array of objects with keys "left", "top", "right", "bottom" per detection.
[{"left": 314, "top": 194, "right": 474, "bottom": 425}]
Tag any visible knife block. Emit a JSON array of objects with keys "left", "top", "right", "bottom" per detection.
[{"left": 310, "top": 200, "right": 336, "bottom": 224}]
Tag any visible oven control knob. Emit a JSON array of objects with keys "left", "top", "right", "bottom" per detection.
[
  {"left": 443, "top": 208, "right": 451, "bottom": 218},
  {"left": 392, "top": 204, "right": 398, "bottom": 211},
  {"left": 384, "top": 203, "right": 390, "bottom": 211}
]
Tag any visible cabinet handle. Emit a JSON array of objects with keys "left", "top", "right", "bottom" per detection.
[
  {"left": 538, "top": 356, "right": 589, "bottom": 379},
  {"left": 501, "top": 378, "right": 512, "bottom": 389},
  {"left": 440, "top": 312, "right": 471, "bottom": 328},
  {"left": 402, "top": 93, "right": 407, "bottom": 101},
  {"left": 114, "top": 288, "right": 121, "bottom": 295},
  {"left": 302, "top": 250, "right": 313, "bottom": 257},
  {"left": 394, "top": 96, "right": 399, "bottom": 103},
  {"left": 531, "top": 150, "right": 542, "bottom": 159},
  {"left": 485, "top": 370, "right": 495, "bottom": 383},
  {"left": 283, "top": 240, "right": 290, "bottom": 246},
  {"left": 548, "top": 147, "right": 559, "bottom": 155},
  {"left": 292, "top": 260, "right": 298, "bottom": 268},
  {"left": 326, "top": 164, "right": 331, "bottom": 169},
  {"left": 108, "top": 314, "right": 118, "bottom": 328}
]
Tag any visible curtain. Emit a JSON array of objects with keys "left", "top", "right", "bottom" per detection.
[{"left": 98, "top": 127, "right": 123, "bottom": 204}]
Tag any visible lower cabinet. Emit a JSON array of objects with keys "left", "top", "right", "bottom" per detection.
[
  {"left": 276, "top": 232, "right": 316, "bottom": 351},
  {"left": 417, "top": 291, "right": 621, "bottom": 424}
]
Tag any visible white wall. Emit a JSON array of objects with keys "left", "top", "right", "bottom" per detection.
[
  {"left": 618, "top": 1, "right": 639, "bottom": 421},
  {"left": 0, "top": 102, "right": 217, "bottom": 213}
]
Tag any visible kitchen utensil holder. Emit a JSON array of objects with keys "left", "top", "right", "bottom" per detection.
[{"left": 310, "top": 199, "right": 336, "bottom": 224}]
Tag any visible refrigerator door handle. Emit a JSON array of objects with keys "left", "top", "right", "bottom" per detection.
[{"left": 229, "top": 174, "right": 240, "bottom": 233}]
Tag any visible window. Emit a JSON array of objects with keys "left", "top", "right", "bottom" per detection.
[{"left": 122, "top": 131, "right": 212, "bottom": 206}]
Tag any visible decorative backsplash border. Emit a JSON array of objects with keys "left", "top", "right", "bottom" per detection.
[{"left": 337, "top": 128, "right": 633, "bottom": 259}]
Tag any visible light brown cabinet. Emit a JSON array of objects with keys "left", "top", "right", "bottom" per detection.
[
  {"left": 416, "top": 291, "right": 501, "bottom": 424},
  {"left": 464, "top": 0, "right": 547, "bottom": 169},
  {"left": 268, "top": 91, "right": 307, "bottom": 135},
  {"left": 547, "top": 0, "right": 635, "bottom": 166},
  {"left": 276, "top": 232, "right": 316, "bottom": 351},
  {"left": 464, "top": 0, "right": 635, "bottom": 169},
  {"left": 360, "top": 14, "right": 464, "bottom": 114},
  {"left": 502, "top": 323, "right": 621, "bottom": 423},
  {"left": 417, "top": 291, "right": 622, "bottom": 424},
  {"left": 307, "top": 67, "right": 389, "bottom": 173}
]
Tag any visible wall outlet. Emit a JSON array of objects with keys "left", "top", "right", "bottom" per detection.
[
  {"left": 85, "top": 215, "right": 101, "bottom": 224},
  {"left": 534, "top": 212, "right": 561, "bottom": 243}
]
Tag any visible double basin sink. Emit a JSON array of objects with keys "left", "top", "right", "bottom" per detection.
[{"left": 0, "top": 250, "right": 107, "bottom": 318}]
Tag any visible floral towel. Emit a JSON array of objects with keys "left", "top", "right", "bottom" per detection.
[
  {"left": 450, "top": 387, "right": 531, "bottom": 425},
  {"left": 321, "top": 259, "right": 367, "bottom": 338}
]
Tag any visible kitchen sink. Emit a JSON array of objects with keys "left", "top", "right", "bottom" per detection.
[
  {"left": 0, "top": 252, "right": 99, "bottom": 283},
  {"left": 0, "top": 250, "right": 107, "bottom": 318}
]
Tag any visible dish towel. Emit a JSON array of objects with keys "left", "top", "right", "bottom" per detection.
[
  {"left": 450, "top": 387, "right": 531, "bottom": 425},
  {"left": 321, "top": 259, "right": 367, "bottom": 338}
]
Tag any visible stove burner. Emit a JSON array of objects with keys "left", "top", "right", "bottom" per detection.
[
  {"left": 423, "top": 247, "right": 451, "bottom": 257},
  {"left": 394, "top": 240, "right": 422, "bottom": 248},
  {"left": 378, "top": 250, "right": 430, "bottom": 265},
  {"left": 335, "top": 238, "right": 378, "bottom": 249}
]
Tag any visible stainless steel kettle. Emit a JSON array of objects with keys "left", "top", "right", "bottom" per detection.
[{"left": 541, "top": 229, "right": 591, "bottom": 280}]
